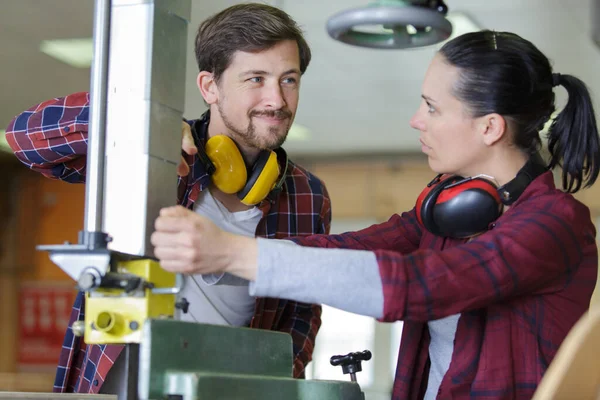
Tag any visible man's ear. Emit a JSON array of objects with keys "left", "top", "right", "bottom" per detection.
[
  {"left": 197, "top": 71, "right": 218, "bottom": 105},
  {"left": 480, "top": 113, "right": 507, "bottom": 146}
]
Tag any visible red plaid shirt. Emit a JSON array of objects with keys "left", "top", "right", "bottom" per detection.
[
  {"left": 292, "top": 171, "right": 598, "bottom": 399},
  {"left": 5, "top": 92, "right": 331, "bottom": 393}
]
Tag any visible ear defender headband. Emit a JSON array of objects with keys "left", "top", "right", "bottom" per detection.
[
  {"left": 191, "top": 117, "right": 287, "bottom": 206},
  {"left": 415, "top": 154, "right": 548, "bottom": 238}
]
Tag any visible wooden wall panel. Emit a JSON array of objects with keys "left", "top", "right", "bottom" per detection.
[
  {"left": 0, "top": 166, "right": 84, "bottom": 390},
  {"left": 574, "top": 184, "right": 600, "bottom": 214},
  {"left": 371, "top": 161, "right": 433, "bottom": 221},
  {"left": 310, "top": 160, "right": 435, "bottom": 221},
  {"left": 0, "top": 166, "right": 20, "bottom": 373},
  {"left": 311, "top": 162, "right": 372, "bottom": 219},
  {"left": 28, "top": 177, "right": 85, "bottom": 281}
]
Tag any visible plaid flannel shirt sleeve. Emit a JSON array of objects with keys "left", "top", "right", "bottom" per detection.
[
  {"left": 375, "top": 199, "right": 597, "bottom": 322},
  {"left": 291, "top": 208, "right": 423, "bottom": 254},
  {"left": 5, "top": 92, "right": 90, "bottom": 183}
]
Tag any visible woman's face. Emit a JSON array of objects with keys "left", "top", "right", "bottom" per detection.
[{"left": 410, "top": 54, "right": 490, "bottom": 177}]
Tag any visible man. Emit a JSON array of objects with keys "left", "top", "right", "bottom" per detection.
[{"left": 5, "top": 3, "right": 331, "bottom": 395}]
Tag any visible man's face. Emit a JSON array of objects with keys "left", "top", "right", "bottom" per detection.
[{"left": 213, "top": 40, "right": 301, "bottom": 150}]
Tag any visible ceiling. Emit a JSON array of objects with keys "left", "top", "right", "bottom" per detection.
[{"left": 1, "top": 0, "right": 599, "bottom": 158}]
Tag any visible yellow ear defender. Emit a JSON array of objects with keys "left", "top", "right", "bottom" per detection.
[
  {"left": 205, "top": 135, "right": 281, "bottom": 205},
  {"left": 203, "top": 135, "right": 249, "bottom": 194},
  {"left": 191, "top": 116, "right": 287, "bottom": 206}
]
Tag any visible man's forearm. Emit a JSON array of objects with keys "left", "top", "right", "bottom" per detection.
[{"left": 5, "top": 92, "right": 91, "bottom": 183}]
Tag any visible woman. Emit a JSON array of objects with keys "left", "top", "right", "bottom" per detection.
[{"left": 151, "top": 31, "right": 600, "bottom": 399}]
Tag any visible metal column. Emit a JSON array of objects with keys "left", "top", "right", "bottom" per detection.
[{"left": 94, "top": 0, "right": 191, "bottom": 257}]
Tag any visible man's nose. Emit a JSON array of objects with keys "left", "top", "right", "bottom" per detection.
[{"left": 263, "top": 83, "right": 286, "bottom": 109}]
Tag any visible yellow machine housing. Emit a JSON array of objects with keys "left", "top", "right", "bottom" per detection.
[{"left": 84, "top": 259, "right": 176, "bottom": 344}]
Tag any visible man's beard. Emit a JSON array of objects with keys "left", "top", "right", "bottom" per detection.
[{"left": 217, "top": 102, "right": 292, "bottom": 150}]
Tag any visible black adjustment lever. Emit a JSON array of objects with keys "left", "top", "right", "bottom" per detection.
[
  {"left": 330, "top": 350, "right": 372, "bottom": 382},
  {"left": 175, "top": 297, "right": 190, "bottom": 314}
]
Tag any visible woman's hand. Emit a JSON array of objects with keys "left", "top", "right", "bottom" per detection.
[{"left": 151, "top": 205, "right": 258, "bottom": 280}]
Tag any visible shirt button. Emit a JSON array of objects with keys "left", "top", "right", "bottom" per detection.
[
  {"left": 64, "top": 126, "right": 70, "bottom": 133},
  {"left": 93, "top": 379, "right": 99, "bottom": 386}
]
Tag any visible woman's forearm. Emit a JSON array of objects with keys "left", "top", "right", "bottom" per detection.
[
  {"left": 248, "top": 238, "right": 384, "bottom": 318},
  {"left": 224, "top": 234, "right": 259, "bottom": 281}
]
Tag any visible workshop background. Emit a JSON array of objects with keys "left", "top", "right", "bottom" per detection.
[{"left": 1, "top": 1, "right": 599, "bottom": 399}]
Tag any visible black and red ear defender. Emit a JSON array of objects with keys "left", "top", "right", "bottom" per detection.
[
  {"left": 415, "top": 154, "right": 548, "bottom": 238},
  {"left": 416, "top": 174, "right": 502, "bottom": 238}
]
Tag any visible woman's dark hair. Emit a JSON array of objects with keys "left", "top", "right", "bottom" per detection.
[
  {"left": 195, "top": 3, "right": 311, "bottom": 82},
  {"left": 439, "top": 30, "right": 600, "bottom": 193}
]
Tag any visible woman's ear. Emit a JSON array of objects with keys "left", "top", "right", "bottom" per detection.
[
  {"left": 480, "top": 113, "right": 507, "bottom": 146},
  {"left": 197, "top": 71, "right": 218, "bottom": 105}
]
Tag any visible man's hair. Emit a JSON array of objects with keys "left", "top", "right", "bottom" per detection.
[{"left": 195, "top": 3, "right": 311, "bottom": 82}]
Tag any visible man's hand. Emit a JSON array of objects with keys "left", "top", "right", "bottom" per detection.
[
  {"left": 151, "top": 205, "right": 258, "bottom": 280},
  {"left": 178, "top": 121, "right": 198, "bottom": 177}
]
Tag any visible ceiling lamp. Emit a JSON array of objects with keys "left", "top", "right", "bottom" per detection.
[{"left": 327, "top": 0, "right": 452, "bottom": 49}]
